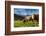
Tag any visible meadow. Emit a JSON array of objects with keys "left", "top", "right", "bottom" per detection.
[{"left": 14, "top": 20, "right": 39, "bottom": 27}]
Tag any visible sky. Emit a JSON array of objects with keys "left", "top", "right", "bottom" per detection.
[{"left": 14, "top": 8, "right": 39, "bottom": 16}]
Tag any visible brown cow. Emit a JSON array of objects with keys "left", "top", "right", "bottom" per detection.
[{"left": 32, "top": 14, "right": 39, "bottom": 26}]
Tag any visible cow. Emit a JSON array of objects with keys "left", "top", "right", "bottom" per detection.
[
  {"left": 32, "top": 14, "right": 39, "bottom": 26},
  {"left": 23, "top": 16, "right": 32, "bottom": 23},
  {"left": 23, "top": 14, "right": 39, "bottom": 26}
]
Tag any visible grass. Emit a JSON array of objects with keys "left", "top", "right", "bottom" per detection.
[{"left": 14, "top": 20, "right": 39, "bottom": 27}]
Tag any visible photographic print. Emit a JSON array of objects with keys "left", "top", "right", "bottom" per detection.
[
  {"left": 14, "top": 8, "right": 39, "bottom": 27},
  {"left": 5, "top": 1, "right": 45, "bottom": 35}
]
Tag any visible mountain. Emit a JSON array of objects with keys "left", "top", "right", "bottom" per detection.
[{"left": 14, "top": 14, "right": 25, "bottom": 20}]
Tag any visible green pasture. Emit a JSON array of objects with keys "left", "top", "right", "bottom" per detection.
[{"left": 14, "top": 20, "right": 39, "bottom": 27}]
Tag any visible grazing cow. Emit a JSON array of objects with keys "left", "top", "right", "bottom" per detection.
[
  {"left": 23, "top": 14, "right": 39, "bottom": 26},
  {"left": 23, "top": 16, "right": 32, "bottom": 23}
]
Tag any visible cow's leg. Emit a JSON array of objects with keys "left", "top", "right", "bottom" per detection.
[
  {"left": 32, "top": 19, "right": 33, "bottom": 22},
  {"left": 34, "top": 20, "right": 38, "bottom": 27},
  {"left": 23, "top": 19, "right": 26, "bottom": 23},
  {"left": 32, "top": 19, "right": 35, "bottom": 24}
]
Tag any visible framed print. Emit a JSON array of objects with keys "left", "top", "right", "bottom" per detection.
[{"left": 5, "top": 1, "right": 45, "bottom": 35}]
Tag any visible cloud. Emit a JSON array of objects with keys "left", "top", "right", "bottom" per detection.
[{"left": 14, "top": 8, "right": 39, "bottom": 16}]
